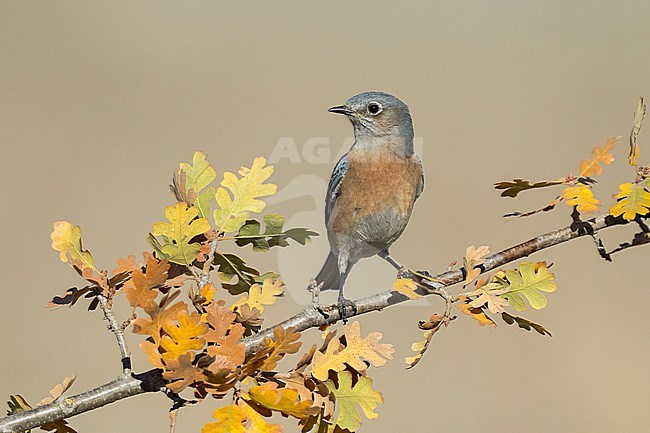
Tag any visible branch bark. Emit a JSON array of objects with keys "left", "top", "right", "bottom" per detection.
[{"left": 0, "top": 212, "right": 637, "bottom": 433}]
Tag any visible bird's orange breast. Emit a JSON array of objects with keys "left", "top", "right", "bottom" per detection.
[{"left": 330, "top": 149, "right": 422, "bottom": 235}]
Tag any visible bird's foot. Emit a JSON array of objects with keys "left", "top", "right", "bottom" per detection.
[
  {"left": 397, "top": 266, "right": 410, "bottom": 279},
  {"left": 308, "top": 279, "right": 329, "bottom": 318},
  {"left": 337, "top": 295, "right": 357, "bottom": 324}
]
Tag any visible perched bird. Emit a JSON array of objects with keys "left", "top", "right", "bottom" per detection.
[{"left": 312, "top": 91, "right": 424, "bottom": 320}]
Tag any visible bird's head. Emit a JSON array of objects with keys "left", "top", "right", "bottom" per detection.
[{"left": 328, "top": 91, "right": 414, "bottom": 142}]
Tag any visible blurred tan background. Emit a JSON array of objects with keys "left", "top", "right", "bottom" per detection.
[{"left": 2, "top": 1, "right": 650, "bottom": 432}]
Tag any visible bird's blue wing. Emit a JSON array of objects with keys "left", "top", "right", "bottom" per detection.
[
  {"left": 415, "top": 155, "right": 425, "bottom": 200},
  {"left": 325, "top": 153, "right": 348, "bottom": 224}
]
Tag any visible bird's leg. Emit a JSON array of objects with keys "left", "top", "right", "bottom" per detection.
[
  {"left": 336, "top": 267, "right": 356, "bottom": 323},
  {"left": 378, "top": 250, "right": 409, "bottom": 278}
]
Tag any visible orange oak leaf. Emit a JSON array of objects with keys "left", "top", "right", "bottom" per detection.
[
  {"left": 132, "top": 301, "right": 187, "bottom": 344},
  {"left": 456, "top": 295, "right": 496, "bottom": 327},
  {"left": 112, "top": 255, "right": 140, "bottom": 276},
  {"left": 203, "top": 299, "right": 246, "bottom": 367},
  {"left": 162, "top": 352, "right": 208, "bottom": 393},
  {"left": 578, "top": 136, "right": 619, "bottom": 177},
  {"left": 125, "top": 256, "right": 170, "bottom": 313},
  {"left": 260, "top": 327, "right": 302, "bottom": 372}
]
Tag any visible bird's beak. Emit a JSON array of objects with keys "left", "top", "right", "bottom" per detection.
[{"left": 328, "top": 105, "right": 353, "bottom": 116}]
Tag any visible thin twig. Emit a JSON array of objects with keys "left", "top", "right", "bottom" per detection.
[{"left": 97, "top": 295, "right": 131, "bottom": 372}]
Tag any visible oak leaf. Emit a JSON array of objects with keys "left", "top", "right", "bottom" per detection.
[
  {"left": 50, "top": 221, "right": 95, "bottom": 271},
  {"left": 132, "top": 301, "right": 187, "bottom": 343},
  {"left": 214, "top": 252, "right": 278, "bottom": 296},
  {"left": 469, "top": 281, "right": 509, "bottom": 314},
  {"left": 260, "top": 327, "right": 302, "bottom": 371},
  {"left": 249, "top": 382, "right": 319, "bottom": 419},
  {"left": 494, "top": 179, "right": 564, "bottom": 198},
  {"left": 37, "top": 373, "right": 77, "bottom": 406},
  {"left": 113, "top": 255, "right": 140, "bottom": 275},
  {"left": 152, "top": 202, "right": 211, "bottom": 265},
  {"left": 501, "top": 312, "right": 552, "bottom": 336},
  {"left": 125, "top": 255, "right": 170, "bottom": 313},
  {"left": 203, "top": 300, "right": 246, "bottom": 368},
  {"left": 310, "top": 321, "right": 394, "bottom": 381},
  {"left": 160, "top": 309, "right": 208, "bottom": 362},
  {"left": 456, "top": 295, "right": 496, "bottom": 327},
  {"left": 325, "top": 371, "right": 383, "bottom": 432},
  {"left": 562, "top": 186, "right": 600, "bottom": 214},
  {"left": 463, "top": 245, "right": 490, "bottom": 286},
  {"left": 199, "top": 283, "right": 217, "bottom": 305},
  {"left": 213, "top": 157, "right": 277, "bottom": 233},
  {"left": 629, "top": 97, "right": 645, "bottom": 166},
  {"left": 179, "top": 151, "right": 217, "bottom": 218},
  {"left": 578, "top": 136, "right": 618, "bottom": 177},
  {"left": 235, "top": 214, "right": 318, "bottom": 252},
  {"left": 391, "top": 278, "right": 419, "bottom": 299},
  {"left": 202, "top": 402, "right": 282, "bottom": 433},
  {"left": 405, "top": 329, "right": 437, "bottom": 369},
  {"left": 233, "top": 278, "right": 284, "bottom": 314},
  {"left": 162, "top": 352, "right": 208, "bottom": 393},
  {"left": 499, "top": 262, "right": 557, "bottom": 311},
  {"left": 609, "top": 181, "right": 650, "bottom": 221}
]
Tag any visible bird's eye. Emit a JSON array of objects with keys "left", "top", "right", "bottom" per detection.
[{"left": 367, "top": 102, "right": 382, "bottom": 115}]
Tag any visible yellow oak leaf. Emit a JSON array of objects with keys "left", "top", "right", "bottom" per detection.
[
  {"left": 463, "top": 245, "right": 490, "bottom": 286},
  {"left": 325, "top": 371, "right": 383, "bottom": 432},
  {"left": 405, "top": 328, "right": 436, "bottom": 369},
  {"left": 500, "top": 262, "right": 557, "bottom": 311},
  {"left": 200, "top": 283, "right": 217, "bottom": 305},
  {"left": 232, "top": 278, "right": 284, "bottom": 314},
  {"left": 456, "top": 295, "right": 496, "bottom": 327},
  {"left": 310, "top": 321, "right": 394, "bottom": 381},
  {"left": 160, "top": 309, "right": 208, "bottom": 362},
  {"left": 152, "top": 202, "right": 211, "bottom": 265},
  {"left": 249, "top": 382, "right": 319, "bottom": 419},
  {"left": 50, "top": 221, "right": 95, "bottom": 271},
  {"left": 392, "top": 278, "right": 419, "bottom": 299},
  {"left": 180, "top": 151, "right": 217, "bottom": 218},
  {"left": 629, "top": 97, "right": 645, "bottom": 167},
  {"left": 202, "top": 403, "right": 247, "bottom": 433},
  {"left": 578, "top": 136, "right": 619, "bottom": 177},
  {"left": 202, "top": 402, "right": 282, "bottom": 433},
  {"left": 609, "top": 181, "right": 650, "bottom": 221},
  {"left": 562, "top": 185, "right": 600, "bottom": 214},
  {"left": 213, "top": 157, "right": 277, "bottom": 233}
]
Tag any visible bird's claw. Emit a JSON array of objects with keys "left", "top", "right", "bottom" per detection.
[
  {"left": 397, "top": 266, "right": 410, "bottom": 279},
  {"left": 337, "top": 296, "right": 357, "bottom": 323}
]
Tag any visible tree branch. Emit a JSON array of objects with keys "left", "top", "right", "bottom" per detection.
[{"left": 0, "top": 212, "right": 640, "bottom": 433}]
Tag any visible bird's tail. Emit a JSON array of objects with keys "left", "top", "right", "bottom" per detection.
[{"left": 311, "top": 251, "right": 340, "bottom": 292}]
